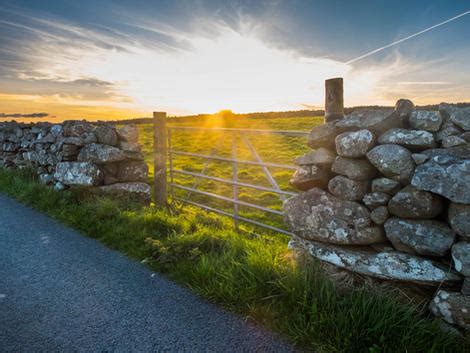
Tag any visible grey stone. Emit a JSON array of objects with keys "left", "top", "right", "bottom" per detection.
[
  {"left": 411, "top": 153, "right": 428, "bottom": 165},
  {"left": 366, "top": 144, "right": 415, "bottom": 183},
  {"left": 307, "top": 122, "right": 340, "bottom": 149},
  {"left": 38, "top": 173, "right": 54, "bottom": 185},
  {"left": 430, "top": 290, "right": 470, "bottom": 330},
  {"left": 290, "top": 237, "right": 461, "bottom": 285},
  {"left": 378, "top": 128, "right": 436, "bottom": 150},
  {"left": 54, "top": 181, "right": 66, "bottom": 191},
  {"left": 98, "top": 182, "right": 151, "bottom": 202},
  {"left": 327, "top": 175, "right": 369, "bottom": 201},
  {"left": 61, "top": 144, "right": 80, "bottom": 159},
  {"left": 95, "top": 125, "right": 118, "bottom": 146},
  {"left": 371, "top": 178, "right": 401, "bottom": 195},
  {"left": 448, "top": 203, "right": 470, "bottom": 239},
  {"left": 363, "top": 192, "right": 391, "bottom": 209},
  {"left": 460, "top": 132, "right": 470, "bottom": 143},
  {"left": 450, "top": 107, "right": 470, "bottom": 131},
  {"left": 54, "top": 162, "right": 103, "bottom": 186},
  {"left": 422, "top": 145, "right": 470, "bottom": 161},
  {"left": 2, "top": 142, "right": 19, "bottom": 152},
  {"left": 384, "top": 218, "right": 455, "bottom": 257},
  {"left": 62, "top": 120, "right": 94, "bottom": 137},
  {"left": 462, "top": 278, "right": 470, "bottom": 295},
  {"left": 118, "top": 141, "right": 141, "bottom": 153},
  {"left": 395, "top": 99, "right": 415, "bottom": 120},
  {"left": 294, "top": 147, "right": 335, "bottom": 166},
  {"left": 290, "top": 165, "right": 331, "bottom": 190},
  {"left": 283, "top": 188, "right": 384, "bottom": 245},
  {"left": 452, "top": 242, "right": 470, "bottom": 276},
  {"left": 62, "top": 136, "right": 85, "bottom": 146},
  {"left": 117, "top": 161, "right": 148, "bottom": 182},
  {"left": 50, "top": 124, "right": 63, "bottom": 137},
  {"left": 436, "top": 121, "right": 463, "bottom": 142},
  {"left": 77, "top": 143, "right": 127, "bottom": 164},
  {"left": 409, "top": 111, "right": 442, "bottom": 132},
  {"left": 335, "top": 129, "right": 374, "bottom": 158},
  {"left": 439, "top": 103, "right": 458, "bottom": 122},
  {"left": 411, "top": 158, "right": 470, "bottom": 204},
  {"left": 336, "top": 109, "right": 404, "bottom": 135},
  {"left": 370, "top": 206, "right": 389, "bottom": 225},
  {"left": 441, "top": 135, "right": 466, "bottom": 148},
  {"left": 388, "top": 185, "right": 443, "bottom": 219},
  {"left": 331, "top": 157, "right": 377, "bottom": 180},
  {"left": 116, "top": 124, "right": 139, "bottom": 143}
]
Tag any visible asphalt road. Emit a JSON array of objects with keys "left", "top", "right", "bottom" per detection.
[{"left": 0, "top": 194, "right": 293, "bottom": 352}]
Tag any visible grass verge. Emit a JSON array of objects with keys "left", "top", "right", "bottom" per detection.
[{"left": 0, "top": 168, "right": 468, "bottom": 352}]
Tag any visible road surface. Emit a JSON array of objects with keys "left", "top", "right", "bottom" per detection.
[{"left": 0, "top": 194, "right": 292, "bottom": 352}]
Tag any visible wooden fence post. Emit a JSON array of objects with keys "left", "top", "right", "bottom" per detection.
[
  {"left": 153, "top": 111, "right": 167, "bottom": 206},
  {"left": 324, "top": 77, "right": 344, "bottom": 123}
]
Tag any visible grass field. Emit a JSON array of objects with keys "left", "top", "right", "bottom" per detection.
[
  {"left": 136, "top": 115, "right": 322, "bottom": 232},
  {"left": 0, "top": 168, "right": 468, "bottom": 352}
]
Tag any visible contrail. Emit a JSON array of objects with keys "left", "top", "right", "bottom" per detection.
[{"left": 346, "top": 10, "right": 470, "bottom": 64}]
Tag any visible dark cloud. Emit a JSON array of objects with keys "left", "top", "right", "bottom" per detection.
[{"left": 0, "top": 112, "right": 48, "bottom": 118}]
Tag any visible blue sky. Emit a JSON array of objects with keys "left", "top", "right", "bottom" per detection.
[{"left": 0, "top": 0, "right": 469, "bottom": 120}]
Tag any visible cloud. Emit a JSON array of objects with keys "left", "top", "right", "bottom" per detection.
[{"left": 0, "top": 112, "right": 48, "bottom": 118}]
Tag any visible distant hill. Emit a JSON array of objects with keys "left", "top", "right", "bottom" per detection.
[{"left": 108, "top": 103, "right": 470, "bottom": 125}]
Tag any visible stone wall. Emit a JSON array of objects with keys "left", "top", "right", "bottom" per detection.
[
  {"left": 0, "top": 120, "right": 150, "bottom": 201},
  {"left": 283, "top": 101, "right": 470, "bottom": 331}
]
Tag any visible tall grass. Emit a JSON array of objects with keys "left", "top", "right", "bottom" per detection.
[{"left": 0, "top": 168, "right": 467, "bottom": 352}]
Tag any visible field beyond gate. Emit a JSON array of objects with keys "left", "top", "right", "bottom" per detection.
[{"left": 136, "top": 115, "right": 323, "bottom": 234}]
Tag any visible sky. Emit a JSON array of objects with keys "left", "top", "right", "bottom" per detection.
[{"left": 0, "top": 0, "right": 469, "bottom": 122}]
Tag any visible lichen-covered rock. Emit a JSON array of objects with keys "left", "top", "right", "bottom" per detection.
[
  {"left": 436, "top": 121, "right": 463, "bottom": 142},
  {"left": 98, "top": 182, "right": 151, "bottom": 203},
  {"left": 411, "top": 157, "right": 470, "bottom": 204},
  {"left": 448, "top": 203, "right": 470, "bottom": 239},
  {"left": 452, "top": 242, "right": 470, "bottom": 276},
  {"left": 328, "top": 175, "right": 369, "bottom": 201},
  {"left": 409, "top": 111, "right": 442, "bottom": 132},
  {"left": 411, "top": 153, "right": 428, "bottom": 165},
  {"left": 283, "top": 188, "right": 384, "bottom": 245},
  {"left": 54, "top": 162, "right": 103, "bottom": 186},
  {"left": 367, "top": 144, "right": 415, "bottom": 183},
  {"left": 62, "top": 120, "right": 94, "bottom": 137},
  {"left": 116, "top": 124, "right": 139, "bottom": 143},
  {"left": 117, "top": 161, "right": 148, "bottom": 182},
  {"left": 77, "top": 143, "right": 127, "bottom": 164},
  {"left": 335, "top": 129, "right": 374, "bottom": 158},
  {"left": 430, "top": 290, "right": 470, "bottom": 330},
  {"left": 388, "top": 185, "right": 443, "bottom": 219},
  {"left": 290, "top": 165, "right": 331, "bottom": 190},
  {"left": 370, "top": 206, "right": 389, "bottom": 225},
  {"left": 362, "top": 192, "right": 391, "bottom": 209},
  {"left": 371, "top": 177, "right": 401, "bottom": 195},
  {"left": 336, "top": 109, "right": 404, "bottom": 135},
  {"left": 395, "top": 99, "right": 415, "bottom": 120},
  {"left": 378, "top": 128, "right": 436, "bottom": 150},
  {"left": 384, "top": 218, "right": 455, "bottom": 257},
  {"left": 439, "top": 103, "right": 458, "bottom": 122},
  {"left": 95, "top": 125, "right": 118, "bottom": 146},
  {"left": 294, "top": 147, "right": 335, "bottom": 165},
  {"left": 290, "top": 237, "right": 461, "bottom": 285},
  {"left": 441, "top": 135, "right": 466, "bottom": 148},
  {"left": 450, "top": 107, "right": 470, "bottom": 131},
  {"left": 331, "top": 157, "right": 377, "bottom": 180},
  {"left": 307, "top": 122, "right": 339, "bottom": 149}
]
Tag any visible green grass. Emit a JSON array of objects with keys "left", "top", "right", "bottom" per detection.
[
  {"left": 136, "top": 115, "right": 320, "bottom": 231},
  {"left": 0, "top": 168, "right": 467, "bottom": 352}
]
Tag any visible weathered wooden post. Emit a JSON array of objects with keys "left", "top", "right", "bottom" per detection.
[
  {"left": 153, "top": 111, "right": 167, "bottom": 206},
  {"left": 324, "top": 77, "right": 344, "bottom": 123}
]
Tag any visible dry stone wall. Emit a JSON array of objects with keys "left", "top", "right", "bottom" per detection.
[
  {"left": 0, "top": 120, "right": 150, "bottom": 201},
  {"left": 284, "top": 101, "right": 470, "bottom": 331}
]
